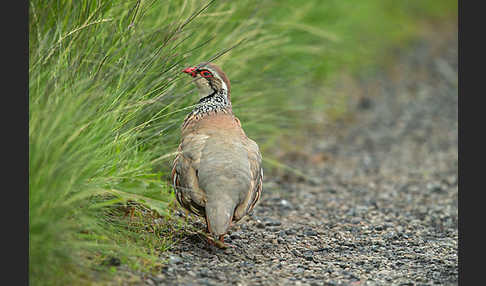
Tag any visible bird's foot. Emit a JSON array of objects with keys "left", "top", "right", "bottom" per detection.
[
  {"left": 211, "top": 239, "right": 234, "bottom": 249},
  {"left": 200, "top": 232, "right": 234, "bottom": 249},
  {"left": 215, "top": 235, "right": 235, "bottom": 249}
]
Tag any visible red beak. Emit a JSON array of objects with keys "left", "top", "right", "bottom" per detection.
[{"left": 182, "top": 66, "right": 197, "bottom": 77}]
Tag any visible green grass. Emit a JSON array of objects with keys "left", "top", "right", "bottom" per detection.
[{"left": 29, "top": 0, "right": 456, "bottom": 284}]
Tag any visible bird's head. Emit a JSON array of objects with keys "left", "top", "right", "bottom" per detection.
[{"left": 182, "top": 62, "right": 231, "bottom": 100}]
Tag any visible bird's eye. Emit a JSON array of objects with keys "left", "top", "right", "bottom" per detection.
[{"left": 200, "top": 70, "right": 212, "bottom": 78}]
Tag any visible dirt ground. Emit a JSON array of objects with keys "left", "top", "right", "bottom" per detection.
[{"left": 138, "top": 26, "right": 458, "bottom": 286}]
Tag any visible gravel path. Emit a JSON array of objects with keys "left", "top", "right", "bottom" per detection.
[{"left": 147, "top": 29, "right": 458, "bottom": 286}]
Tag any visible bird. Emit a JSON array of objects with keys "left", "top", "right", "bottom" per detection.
[{"left": 171, "top": 62, "right": 263, "bottom": 248}]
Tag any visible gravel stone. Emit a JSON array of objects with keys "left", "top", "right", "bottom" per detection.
[{"left": 168, "top": 255, "right": 182, "bottom": 264}]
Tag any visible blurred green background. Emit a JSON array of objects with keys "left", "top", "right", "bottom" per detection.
[{"left": 29, "top": 0, "right": 457, "bottom": 284}]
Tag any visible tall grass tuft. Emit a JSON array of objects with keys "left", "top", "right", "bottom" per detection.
[
  {"left": 29, "top": 0, "right": 456, "bottom": 284},
  {"left": 29, "top": 0, "right": 286, "bottom": 283}
]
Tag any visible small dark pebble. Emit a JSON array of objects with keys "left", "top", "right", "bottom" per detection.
[
  {"left": 326, "top": 189, "right": 337, "bottom": 194},
  {"left": 304, "top": 229, "right": 318, "bottom": 236},
  {"left": 101, "top": 257, "right": 121, "bottom": 266},
  {"left": 304, "top": 252, "right": 314, "bottom": 261},
  {"left": 263, "top": 217, "right": 282, "bottom": 226},
  {"left": 358, "top": 97, "right": 373, "bottom": 109},
  {"left": 374, "top": 225, "right": 385, "bottom": 231},
  {"left": 230, "top": 232, "right": 242, "bottom": 240},
  {"left": 285, "top": 228, "right": 297, "bottom": 235}
]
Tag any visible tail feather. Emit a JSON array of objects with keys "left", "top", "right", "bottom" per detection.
[{"left": 205, "top": 198, "right": 236, "bottom": 238}]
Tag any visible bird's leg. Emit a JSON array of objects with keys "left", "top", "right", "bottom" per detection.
[
  {"left": 202, "top": 215, "right": 216, "bottom": 246},
  {"left": 198, "top": 230, "right": 232, "bottom": 249}
]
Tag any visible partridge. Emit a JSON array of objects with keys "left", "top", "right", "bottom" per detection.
[{"left": 172, "top": 62, "right": 263, "bottom": 247}]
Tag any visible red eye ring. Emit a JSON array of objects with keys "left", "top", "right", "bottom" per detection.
[{"left": 200, "top": 70, "right": 212, "bottom": 78}]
